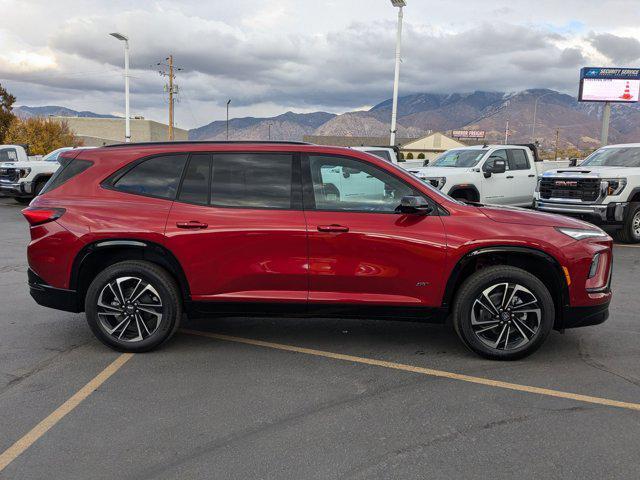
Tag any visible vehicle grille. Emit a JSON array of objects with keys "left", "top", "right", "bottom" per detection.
[
  {"left": 539, "top": 178, "right": 600, "bottom": 202},
  {"left": 0, "top": 168, "right": 19, "bottom": 183}
]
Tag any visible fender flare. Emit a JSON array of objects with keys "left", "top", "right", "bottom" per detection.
[
  {"left": 447, "top": 184, "right": 480, "bottom": 202},
  {"left": 626, "top": 186, "right": 640, "bottom": 203},
  {"left": 70, "top": 239, "right": 190, "bottom": 299},
  {"left": 442, "top": 245, "right": 569, "bottom": 310}
]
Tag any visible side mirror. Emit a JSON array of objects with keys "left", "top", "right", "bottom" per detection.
[
  {"left": 483, "top": 158, "right": 506, "bottom": 178},
  {"left": 569, "top": 158, "right": 578, "bottom": 167},
  {"left": 397, "top": 195, "right": 433, "bottom": 215},
  {"left": 423, "top": 159, "right": 430, "bottom": 167}
]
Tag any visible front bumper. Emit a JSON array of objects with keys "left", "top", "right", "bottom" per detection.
[
  {"left": 28, "top": 269, "right": 81, "bottom": 313},
  {"left": 535, "top": 200, "right": 628, "bottom": 228},
  {"left": 561, "top": 301, "right": 610, "bottom": 329},
  {"left": 0, "top": 179, "right": 33, "bottom": 197}
]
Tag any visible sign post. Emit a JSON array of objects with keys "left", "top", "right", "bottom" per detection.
[{"left": 579, "top": 67, "right": 640, "bottom": 146}]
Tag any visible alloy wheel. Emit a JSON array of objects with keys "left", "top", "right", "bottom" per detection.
[
  {"left": 96, "top": 276, "right": 163, "bottom": 342},
  {"left": 633, "top": 211, "right": 640, "bottom": 238},
  {"left": 470, "top": 282, "right": 541, "bottom": 351}
]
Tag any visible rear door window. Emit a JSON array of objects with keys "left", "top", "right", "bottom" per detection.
[
  {"left": 508, "top": 149, "right": 530, "bottom": 170},
  {"left": 210, "top": 153, "right": 293, "bottom": 209},
  {"left": 178, "top": 154, "right": 211, "bottom": 205},
  {"left": 113, "top": 155, "right": 188, "bottom": 200}
]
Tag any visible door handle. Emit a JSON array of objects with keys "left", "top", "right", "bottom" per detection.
[
  {"left": 528, "top": 174, "right": 536, "bottom": 177},
  {"left": 176, "top": 221, "right": 208, "bottom": 229},
  {"left": 506, "top": 175, "right": 514, "bottom": 179},
  {"left": 317, "top": 224, "right": 349, "bottom": 233}
]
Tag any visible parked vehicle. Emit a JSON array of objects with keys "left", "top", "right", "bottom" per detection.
[
  {"left": 0, "top": 146, "right": 87, "bottom": 204},
  {"left": 535, "top": 143, "right": 640, "bottom": 243},
  {"left": 23, "top": 141, "right": 612, "bottom": 360},
  {"left": 350, "top": 146, "right": 400, "bottom": 164},
  {"left": 407, "top": 144, "right": 556, "bottom": 206}
]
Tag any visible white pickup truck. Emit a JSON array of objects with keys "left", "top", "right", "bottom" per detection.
[
  {"left": 406, "top": 144, "right": 562, "bottom": 207},
  {"left": 535, "top": 143, "right": 640, "bottom": 243},
  {"left": 0, "top": 146, "right": 77, "bottom": 204}
]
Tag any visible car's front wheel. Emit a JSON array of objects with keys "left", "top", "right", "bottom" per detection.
[
  {"left": 85, "top": 261, "right": 182, "bottom": 352},
  {"left": 617, "top": 203, "right": 640, "bottom": 244},
  {"left": 453, "top": 266, "right": 555, "bottom": 360}
]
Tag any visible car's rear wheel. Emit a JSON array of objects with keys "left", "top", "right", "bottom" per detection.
[
  {"left": 453, "top": 266, "right": 554, "bottom": 360},
  {"left": 617, "top": 203, "right": 640, "bottom": 244},
  {"left": 85, "top": 261, "right": 181, "bottom": 352}
]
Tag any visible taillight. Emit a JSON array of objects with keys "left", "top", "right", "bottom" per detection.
[{"left": 22, "top": 207, "right": 66, "bottom": 226}]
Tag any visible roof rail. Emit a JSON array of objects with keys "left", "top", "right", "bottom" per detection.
[{"left": 103, "top": 140, "right": 313, "bottom": 148}]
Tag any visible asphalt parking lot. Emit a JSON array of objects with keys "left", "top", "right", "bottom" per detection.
[{"left": 0, "top": 197, "right": 639, "bottom": 480}]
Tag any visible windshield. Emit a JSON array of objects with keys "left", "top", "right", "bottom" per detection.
[
  {"left": 581, "top": 147, "right": 640, "bottom": 167},
  {"left": 43, "top": 148, "right": 69, "bottom": 162},
  {"left": 431, "top": 149, "right": 487, "bottom": 167}
]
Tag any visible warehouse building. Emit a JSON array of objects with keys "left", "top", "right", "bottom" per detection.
[{"left": 50, "top": 117, "right": 188, "bottom": 146}]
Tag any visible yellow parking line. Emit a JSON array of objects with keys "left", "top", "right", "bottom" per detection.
[
  {"left": 182, "top": 329, "right": 640, "bottom": 412},
  {"left": 615, "top": 244, "right": 640, "bottom": 248},
  {"left": 0, "top": 353, "right": 133, "bottom": 473}
]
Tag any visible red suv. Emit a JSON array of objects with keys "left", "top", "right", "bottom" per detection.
[{"left": 23, "top": 142, "right": 613, "bottom": 359}]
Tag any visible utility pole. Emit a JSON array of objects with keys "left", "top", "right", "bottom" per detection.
[
  {"left": 157, "top": 55, "right": 182, "bottom": 140},
  {"left": 268, "top": 123, "right": 272, "bottom": 140},
  {"left": 554, "top": 128, "right": 560, "bottom": 161},
  {"left": 504, "top": 119, "right": 509, "bottom": 144}
]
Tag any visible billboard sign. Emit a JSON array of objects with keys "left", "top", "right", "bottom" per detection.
[
  {"left": 579, "top": 67, "right": 640, "bottom": 103},
  {"left": 451, "top": 130, "right": 486, "bottom": 139}
]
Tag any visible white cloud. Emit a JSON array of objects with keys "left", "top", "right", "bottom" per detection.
[{"left": 1, "top": 0, "right": 639, "bottom": 128}]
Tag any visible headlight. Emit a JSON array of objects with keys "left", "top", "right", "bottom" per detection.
[
  {"left": 555, "top": 227, "right": 609, "bottom": 240},
  {"left": 425, "top": 177, "right": 446, "bottom": 189},
  {"left": 19, "top": 168, "right": 31, "bottom": 178},
  {"left": 600, "top": 178, "right": 626, "bottom": 196}
]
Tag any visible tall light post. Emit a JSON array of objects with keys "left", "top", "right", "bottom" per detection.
[
  {"left": 110, "top": 33, "right": 130, "bottom": 143},
  {"left": 226, "top": 99, "right": 231, "bottom": 140},
  {"left": 389, "top": 0, "right": 406, "bottom": 147},
  {"left": 531, "top": 91, "right": 553, "bottom": 142}
]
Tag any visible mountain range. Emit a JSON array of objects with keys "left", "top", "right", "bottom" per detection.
[
  {"left": 189, "top": 89, "right": 640, "bottom": 149},
  {"left": 16, "top": 89, "right": 640, "bottom": 149}
]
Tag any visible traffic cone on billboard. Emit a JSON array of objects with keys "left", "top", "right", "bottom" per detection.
[{"left": 620, "top": 81, "right": 633, "bottom": 100}]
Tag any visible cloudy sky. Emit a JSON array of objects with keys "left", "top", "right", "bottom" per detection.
[{"left": 1, "top": 0, "right": 639, "bottom": 129}]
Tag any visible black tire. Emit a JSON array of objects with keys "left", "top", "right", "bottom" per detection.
[
  {"left": 14, "top": 197, "right": 31, "bottom": 205},
  {"left": 85, "top": 260, "right": 182, "bottom": 352},
  {"left": 616, "top": 203, "right": 640, "bottom": 244},
  {"left": 453, "top": 266, "right": 555, "bottom": 360},
  {"left": 33, "top": 179, "right": 47, "bottom": 197}
]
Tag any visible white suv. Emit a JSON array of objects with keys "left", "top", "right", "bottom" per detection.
[
  {"left": 535, "top": 143, "right": 640, "bottom": 243},
  {"left": 0, "top": 147, "right": 83, "bottom": 204}
]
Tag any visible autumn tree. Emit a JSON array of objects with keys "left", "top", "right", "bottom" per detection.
[
  {"left": 0, "top": 83, "right": 16, "bottom": 143},
  {"left": 4, "top": 117, "right": 82, "bottom": 155}
]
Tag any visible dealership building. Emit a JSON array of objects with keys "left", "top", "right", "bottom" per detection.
[{"left": 49, "top": 117, "right": 189, "bottom": 146}]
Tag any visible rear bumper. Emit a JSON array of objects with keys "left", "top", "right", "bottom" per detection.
[
  {"left": 0, "top": 179, "right": 33, "bottom": 197},
  {"left": 561, "top": 300, "right": 610, "bottom": 329},
  {"left": 535, "top": 200, "right": 628, "bottom": 229},
  {"left": 28, "top": 269, "right": 81, "bottom": 313}
]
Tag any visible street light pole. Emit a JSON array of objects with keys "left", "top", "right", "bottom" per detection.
[
  {"left": 110, "top": 33, "right": 130, "bottom": 142},
  {"left": 389, "top": 0, "right": 406, "bottom": 147},
  {"left": 226, "top": 99, "right": 231, "bottom": 141}
]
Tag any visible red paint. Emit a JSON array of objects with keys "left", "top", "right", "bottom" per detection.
[{"left": 26, "top": 143, "right": 612, "bottom": 313}]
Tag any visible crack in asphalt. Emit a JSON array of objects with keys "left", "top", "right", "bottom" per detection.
[
  {"left": 0, "top": 341, "right": 91, "bottom": 397},
  {"left": 577, "top": 338, "right": 640, "bottom": 390},
  {"left": 338, "top": 405, "right": 590, "bottom": 479}
]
